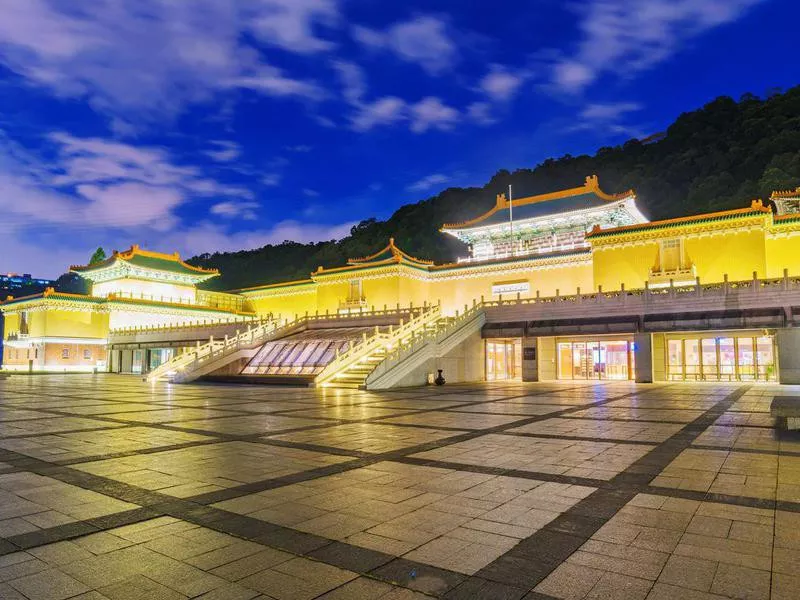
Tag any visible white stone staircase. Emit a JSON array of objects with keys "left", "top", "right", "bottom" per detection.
[
  {"left": 364, "top": 302, "right": 486, "bottom": 390},
  {"left": 146, "top": 317, "right": 289, "bottom": 383},
  {"left": 316, "top": 301, "right": 487, "bottom": 390},
  {"left": 314, "top": 304, "right": 444, "bottom": 389}
]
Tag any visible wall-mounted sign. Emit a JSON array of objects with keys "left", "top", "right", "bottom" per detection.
[
  {"left": 492, "top": 280, "right": 530, "bottom": 296},
  {"left": 523, "top": 347, "right": 536, "bottom": 361}
]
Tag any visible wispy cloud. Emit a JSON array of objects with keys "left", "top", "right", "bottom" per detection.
[
  {"left": 479, "top": 65, "right": 527, "bottom": 101},
  {"left": 333, "top": 61, "right": 460, "bottom": 133},
  {"left": 205, "top": 140, "right": 241, "bottom": 163},
  {"left": 410, "top": 97, "right": 459, "bottom": 133},
  {"left": 407, "top": 173, "right": 450, "bottom": 192},
  {"left": 210, "top": 200, "right": 259, "bottom": 220},
  {"left": 572, "top": 101, "right": 645, "bottom": 137},
  {"left": 352, "top": 15, "right": 456, "bottom": 75},
  {"left": 0, "top": 0, "right": 335, "bottom": 122},
  {"left": 550, "top": 0, "right": 766, "bottom": 93}
]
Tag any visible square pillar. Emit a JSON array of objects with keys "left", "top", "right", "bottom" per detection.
[
  {"left": 521, "top": 336, "right": 538, "bottom": 382},
  {"left": 537, "top": 337, "right": 557, "bottom": 381},
  {"left": 633, "top": 333, "right": 653, "bottom": 383},
  {"left": 777, "top": 329, "right": 800, "bottom": 384}
]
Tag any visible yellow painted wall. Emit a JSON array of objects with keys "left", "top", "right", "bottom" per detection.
[
  {"left": 765, "top": 233, "right": 800, "bottom": 278},
  {"left": 429, "top": 261, "right": 594, "bottom": 314},
  {"left": 247, "top": 287, "right": 318, "bottom": 320},
  {"left": 2, "top": 312, "right": 20, "bottom": 340},
  {"left": 43, "top": 309, "right": 109, "bottom": 339},
  {"left": 93, "top": 278, "right": 196, "bottom": 303},
  {"left": 685, "top": 230, "right": 766, "bottom": 282},
  {"left": 592, "top": 243, "right": 660, "bottom": 291}
]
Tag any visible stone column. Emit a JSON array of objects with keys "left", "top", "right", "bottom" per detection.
[
  {"left": 777, "top": 329, "right": 800, "bottom": 384},
  {"left": 521, "top": 336, "right": 538, "bottom": 382},
  {"left": 537, "top": 337, "right": 557, "bottom": 381},
  {"left": 633, "top": 333, "right": 653, "bottom": 383}
]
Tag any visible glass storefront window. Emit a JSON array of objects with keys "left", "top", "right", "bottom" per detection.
[
  {"left": 557, "top": 339, "right": 632, "bottom": 380},
  {"left": 667, "top": 340, "right": 683, "bottom": 380},
  {"left": 666, "top": 334, "right": 776, "bottom": 382},
  {"left": 719, "top": 338, "right": 736, "bottom": 380},
  {"left": 701, "top": 338, "right": 717, "bottom": 380},
  {"left": 737, "top": 337, "right": 755, "bottom": 380},
  {"left": 684, "top": 339, "right": 700, "bottom": 380},
  {"left": 756, "top": 336, "right": 776, "bottom": 380}
]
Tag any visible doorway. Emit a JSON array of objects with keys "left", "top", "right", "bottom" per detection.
[
  {"left": 557, "top": 339, "right": 633, "bottom": 380},
  {"left": 486, "top": 339, "right": 522, "bottom": 381}
]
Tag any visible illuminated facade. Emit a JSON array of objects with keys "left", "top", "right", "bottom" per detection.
[
  {"left": 4, "top": 179, "right": 800, "bottom": 386},
  {"left": 0, "top": 245, "right": 254, "bottom": 373}
]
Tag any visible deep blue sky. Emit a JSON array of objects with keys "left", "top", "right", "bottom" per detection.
[{"left": 0, "top": 0, "right": 798, "bottom": 277}]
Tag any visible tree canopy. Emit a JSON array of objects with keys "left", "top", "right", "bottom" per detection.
[
  {"left": 183, "top": 86, "right": 797, "bottom": 291},
  {"left": 89, "top": 247, "right": 107, "bottom": 265}
]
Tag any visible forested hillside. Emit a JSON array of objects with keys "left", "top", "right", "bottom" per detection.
[{"left": 189, "top": 87, "right": 800, "bottom": 291}]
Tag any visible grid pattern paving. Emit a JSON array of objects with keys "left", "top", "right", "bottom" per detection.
[{"left": 0, "top": 374, "right": 797, "bottom": 599}]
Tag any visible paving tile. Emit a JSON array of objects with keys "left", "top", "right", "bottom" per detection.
[{"left": 2, "top": 376, "right": 799, "bottom": 599}]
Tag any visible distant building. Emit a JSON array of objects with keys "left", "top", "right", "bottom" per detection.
[{"left": 0, "top": 273, "right": 54, "bottom": 293}]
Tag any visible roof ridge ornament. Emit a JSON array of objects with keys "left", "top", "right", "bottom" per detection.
[
  {"left": 441, "top": 175, "right": 636, "bottom": 230},
  {"left": 771, "top": 186, "right": 800, "bottom": 199}
]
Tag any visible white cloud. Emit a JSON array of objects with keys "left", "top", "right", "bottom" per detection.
[
  {"left": 0, "top": 0, "right": 335, "bottom": 122},
  {"left": 352, "top": 15, "right": 456, "bottom": 75},
  {"left": 580, "top": 102, "right": 642, "bottom": 121},
  {"left": 551, "top": 0, "right": 766, "bottom": 93},
  {"left": 573, "top": 101, "right": 644, "bottom": 137},
  {"left": 205, "top": 140, "right": 241, "bottom": 163},
  {"left": 351, "top": 97, "right": 408, "bottom": 132},
  {"left": 407, "top": 173, "right": 450, "bottom": 192},
  {"left": 226, "top": 66, "right": 325, "bottom": 101},
  {"left": 479, "top": 66, "right": 525, "bottom": 101},
  {"left": 262, "top": 173, "right": 282, "bottom": 187},
  {"left": 410, "top": 97, "right": 459, "bottom": 133},
  {"left": 245, "top": 0, "right": 338, "bottom": 54},
  {"left": 0, "top": 130, "right": 255, "bottom": 242},
  {"left": 210, "top": 200, "right": 259, "bottom": 220},
  {"left": 302, "top": 188, "right": 319, "bottom": 197},
  {"left": 466, "top": 101, "right": 496, "bottom": 125}
]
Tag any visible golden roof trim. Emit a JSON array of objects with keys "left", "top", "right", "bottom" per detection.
[
  {"left": 346, "top": 238, "right": 434, "bottom": 266},
  {"left": 586, "top": 200, "right": 771, "bottom": 238},
  {"left": 771, "top": 186, "right": 800, "bottom": 199},
  {"left": 440, "top": 175, "right": 634, "bottom": 230},
  {"left": 70, "top": 244, "right": 218, "bottom": 275}
]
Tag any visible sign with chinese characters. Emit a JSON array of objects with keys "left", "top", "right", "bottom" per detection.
[{"left": 491, "top": 280, "right": 530, "bottom": 296}]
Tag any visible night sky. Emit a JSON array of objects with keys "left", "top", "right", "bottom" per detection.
[{"left": 1, "top": 0, "right": 798, "bottom": 278}]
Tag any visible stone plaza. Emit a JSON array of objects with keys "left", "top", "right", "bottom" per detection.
[{"left": 0, "top": 375, "right": 797, "bottom": 599}]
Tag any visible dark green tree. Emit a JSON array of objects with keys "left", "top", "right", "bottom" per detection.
[{"left": 89, "top": 247, "right": 107, "bottom": 265}]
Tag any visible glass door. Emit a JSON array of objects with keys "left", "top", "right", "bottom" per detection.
[
  {"left": 701, "top": 338, "right": 718, "bottom": 381},
  {"left": 737, "top": 337, "right": 755, "bottom": 380},
  {"left": 486, "top": 340, "right": 519, "bottom": 381},
  {"left": 756, "top": 336, "right": 776, "bottom": 381},
  {"left": 572, "top": 342, "right": 588, "bottom": 379},
  {"left": 719, "top": 338, "right": 736, "bottom": 381},
  {"left": 603, "top": 341, "right": 630, "bottom": 380}
]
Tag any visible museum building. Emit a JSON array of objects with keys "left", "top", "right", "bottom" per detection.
[{"left": 4, "top": 176, "right": 800, "bottom": 388}]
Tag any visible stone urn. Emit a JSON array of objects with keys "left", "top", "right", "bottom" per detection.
[{"left": 434, "top": 369, "right": 446, "bottom": 385}]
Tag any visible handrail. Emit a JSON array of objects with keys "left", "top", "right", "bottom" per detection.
[
  {"left": 314, "top": 304, "right": 442, "bottom": 386},
  {"left": 111, "top": 314, "right": 263, "bottom": 335},
  {"left": 479, "top": 270, "right": 800, "bottom": 310},
  {"left": 146, "top": 317, "right": 282, "bottom": 382},
  {"left": 147, "top": 304, "right": 428, "bottom": 383},
  {"left": 373, "top": 302, "right": 485, "bottom": 377}
]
